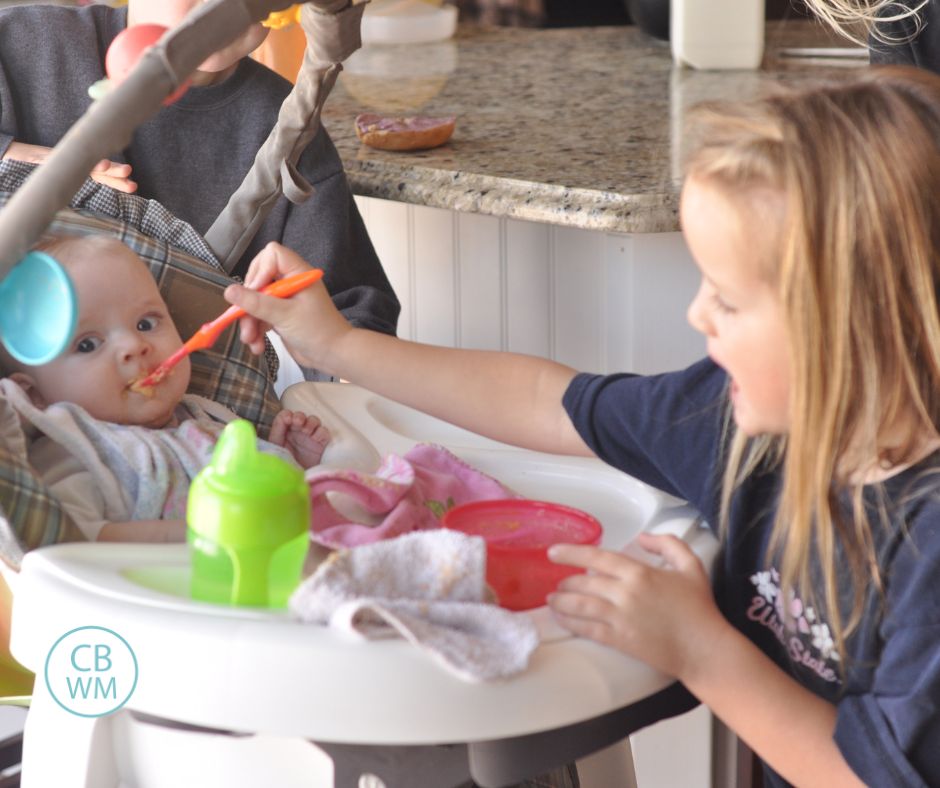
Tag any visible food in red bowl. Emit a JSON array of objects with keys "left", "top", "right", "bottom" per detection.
[{"left": 442, "top": 499, "right": 603, "bottom": 611}]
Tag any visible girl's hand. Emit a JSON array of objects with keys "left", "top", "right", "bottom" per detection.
[
  {"left": 223, "top": 242, "right": 351, "bottom": 371},
  {"left": 547, "top": 533, "right": 727, "bottom": 680},
  {"left": 3, "top": 142, "right": 137, "bottom": 193}
]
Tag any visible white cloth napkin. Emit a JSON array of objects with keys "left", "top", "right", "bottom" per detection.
[{"left": 289, "top": 529, "right": 541, "bottom": 682}]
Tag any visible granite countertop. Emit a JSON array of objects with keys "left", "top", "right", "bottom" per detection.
[{"left": 321, "top": 20, "right": 870, "bottom": 233}]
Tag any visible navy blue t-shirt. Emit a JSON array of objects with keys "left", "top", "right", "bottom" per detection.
[{"left": 563, "top": 358, "right": 940, "bottom": 787}]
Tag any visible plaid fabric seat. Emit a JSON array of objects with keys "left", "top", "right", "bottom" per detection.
[{"left": 0, "top": 160, "right": 283, "bottom": 567}]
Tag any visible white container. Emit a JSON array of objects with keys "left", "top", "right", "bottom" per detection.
[
  {"left": 670, "top": 0, "right": 765, "bottom": 70},
  {"left": 361, "top": 0, "right": 458, "bottom": 45}
]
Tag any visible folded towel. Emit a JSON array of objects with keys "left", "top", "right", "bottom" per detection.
[
  {"left": 289, "top": 529, "right": 540, "bottom": 682},
  {"left": 304, "top": 443, "right": 515, "bottom": 548}
]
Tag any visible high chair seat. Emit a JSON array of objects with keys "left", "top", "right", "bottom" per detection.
[{"left": 10, "top": 382, "right": 717, "bottom": 788}]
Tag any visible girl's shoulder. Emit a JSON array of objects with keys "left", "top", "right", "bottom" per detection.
[{"left": 878, "top": 466, "right": 940, "bottom": 627}]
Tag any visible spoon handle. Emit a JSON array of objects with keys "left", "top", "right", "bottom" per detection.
[{"left": 135, "top": 268, "right": 323, "bottom": 388}]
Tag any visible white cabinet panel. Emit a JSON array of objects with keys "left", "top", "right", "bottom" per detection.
[
  {"left": 355, "top": 196, "right": 414, "bottom": 340},
  {"left": 505, "top": 218, "right": 551, "bottom": 358},
  {"left": 358, "top": 197, "right": 705, "bottom": 375},
  {"left": 605, "top": 232, "right": 705, "bottom": 376},
  {"left": 628, "top": 232, "right": 704, "bottom": 374},
  {"left": 456, "top": 212, "right": 502, "bottom": 351},
  {"left": 552, "top": 226, "right": 606, "bottom": 373},
  {"left": 603, "top": 233, "right": 637, "bottom": 373},
  {"left": 412, "top": 204, "right": 457, "bottom": 347}
]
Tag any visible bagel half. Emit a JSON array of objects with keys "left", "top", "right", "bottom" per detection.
[{"left": 355, "top": 113, "right": 456, "bottom": 151}]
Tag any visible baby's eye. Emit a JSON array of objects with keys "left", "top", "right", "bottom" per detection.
[
  {"left": 75, "top": 337, "right": 102, "bottom": 354},
  {"left": 137, "top": 316, "right": 159, "bottom": 332}
]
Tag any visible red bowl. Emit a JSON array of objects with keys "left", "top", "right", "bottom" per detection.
[{"left": 442, "top": 499, "right": 603, "bottom": 611}]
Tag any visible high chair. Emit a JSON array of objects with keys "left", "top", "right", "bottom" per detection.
[
  {"left": 9, "top": 387, "right": 716, "bottom": 787},
  {"left": 3, "top": 325, "right": 718, "bottom": 786},
  {"left": 0, "top": 2, "right": 719, "bottom": 785}
]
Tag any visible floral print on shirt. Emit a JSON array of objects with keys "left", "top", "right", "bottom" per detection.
[{"left": 747, "top": 567, "right": 841, "bottom": 684}]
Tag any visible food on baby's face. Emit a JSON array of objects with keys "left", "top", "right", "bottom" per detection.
[
  {"left": 128, "top": 366, "right": 169, "bottom": 397},
  {"left": 128, "top": 378, "right": 155, "bottom": 397},
  {"left": 355, "top": 113, "right": 456, "bottom": 151}
]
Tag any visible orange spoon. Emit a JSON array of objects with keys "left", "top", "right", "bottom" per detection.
[{"left": 132, "top": 268, "right": 323, "bottom": 391}]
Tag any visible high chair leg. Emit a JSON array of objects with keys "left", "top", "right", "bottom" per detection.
[
  {"left": 316, "top": 742, "right": 471, "bottom": 788},
  {"left": 576, "top": 740, "right": 637, "bottom": 788},
  {"left": 21, "top": 682, "right": 119, "bottom": 788}
]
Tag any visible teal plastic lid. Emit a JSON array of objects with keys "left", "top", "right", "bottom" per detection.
[{"left": 0, "top": 251, "right": 78, "bottom": 365}]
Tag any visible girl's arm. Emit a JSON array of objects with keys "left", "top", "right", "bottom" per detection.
[
  {"left": 549, "top": 534, "right": 865, "bottom": 787},
  {"left": 225, "top": 242, "right": 592, "bottom": 457},
  {"left": 684, "top": 619, "right": 863, "bottom": 787}
]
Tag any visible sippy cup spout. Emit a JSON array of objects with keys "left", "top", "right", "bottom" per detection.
[{"left": 210, "top": 418, "right": 259, "bottom": 478}]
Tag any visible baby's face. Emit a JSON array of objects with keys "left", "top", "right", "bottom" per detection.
[
  {"left": 25, "top": 239, "right": 190, "bottom": 428},
  {"left": 128, "top": 0, "right": 269, "bottom": 80}
]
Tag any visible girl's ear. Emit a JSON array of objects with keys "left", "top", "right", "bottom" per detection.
[{"left": 8, "top": 373, "right": 49, "bottom": 409}]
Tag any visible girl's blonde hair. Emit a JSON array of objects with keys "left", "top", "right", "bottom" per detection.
[
  {"left": 802, "top": 0, "right": 928, "bottom": 46},
  {"left": 684, "top": 67, "right": 940, "bottom": 664}
]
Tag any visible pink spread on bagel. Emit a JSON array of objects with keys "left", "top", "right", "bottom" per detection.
[{"left": 355, "top": 113, "right": 456, "bottom": 151}]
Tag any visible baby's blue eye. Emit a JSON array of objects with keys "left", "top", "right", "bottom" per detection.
[
  {"left": 137, "top": 316, "right": 159, "bottom": 332},
  {"left": 76, "top": 337, "right": 102, "bottom": 354}
]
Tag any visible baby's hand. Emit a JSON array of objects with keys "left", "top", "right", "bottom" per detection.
[
  {"left": 89, "top": 157, "right": 137, "bottom": 193},
  {"left": 269, "top": 409, "right": 331, "bottom": 469},
  {"left": 3, "top": 142, "right": 137, "bottom": 193}
]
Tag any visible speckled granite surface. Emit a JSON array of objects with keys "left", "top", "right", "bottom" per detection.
[{"left": 321, "top": 21, "right": 870, "bottom": 233}]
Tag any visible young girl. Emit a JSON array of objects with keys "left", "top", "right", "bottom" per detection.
[{"left": 223, "top": 66, "right": 940, "bottom": 786}]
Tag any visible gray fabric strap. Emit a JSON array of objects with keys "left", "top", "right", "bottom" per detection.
[
  {"left": 205, "top": 1, "right": 365, "bottom": 273},
  {"left": 0, "top": 0, "right": 296, "bottom": 279}
]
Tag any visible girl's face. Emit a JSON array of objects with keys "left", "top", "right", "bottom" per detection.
[
  {"left": 682, "top": 175, "right": 792, "bottom": 436},
  {"left": 128, "top": 1, "right": 268, "bottom": 83}
]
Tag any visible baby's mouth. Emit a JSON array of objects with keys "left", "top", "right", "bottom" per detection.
[{"left": 128, "top": 369, "right": 161, "bottom": 397}]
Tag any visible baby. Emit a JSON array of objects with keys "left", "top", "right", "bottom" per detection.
[{"left": 0, "top": 233, "right": 329, "bottom": 543}]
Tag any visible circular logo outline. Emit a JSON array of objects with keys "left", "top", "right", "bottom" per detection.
[{"left": 44, "top": 625, "right": 138, "bottom": 717}]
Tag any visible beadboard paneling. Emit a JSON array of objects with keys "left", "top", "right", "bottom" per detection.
[
  {"left": 505, "top": 218, "right": 552, "bottom": 359},
  {"left": 456, "top": 211, "right": 502, "bottom": 351},
  {"left": 357, "top": 196, "right": 704, "bottom": 375}
]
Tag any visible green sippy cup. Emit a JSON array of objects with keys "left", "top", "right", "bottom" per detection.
[{"left": 187, "top": 419, "right": 310, "bottom": 608}]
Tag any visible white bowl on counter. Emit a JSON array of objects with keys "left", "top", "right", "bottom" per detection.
[{"left": 361, "top": 0, "right": 459, "bottom": 45}]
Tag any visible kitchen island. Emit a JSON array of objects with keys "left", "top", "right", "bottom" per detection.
[{"left": 320, "top": 20, "right": 868, "bottom": 378}]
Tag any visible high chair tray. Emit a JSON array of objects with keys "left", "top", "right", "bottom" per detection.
[{"left": 11, "top": 382, "right": 717, "bottom": 747}]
